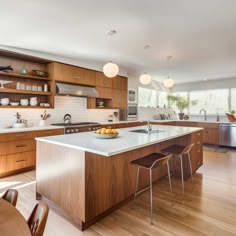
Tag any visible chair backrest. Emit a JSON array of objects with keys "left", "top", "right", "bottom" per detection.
[
  {"left": 2, "top": 189, "right": 18, "bottom": 207},
  {"left": 181, "top": 143, "right": 195, "bottom": 155},
  {"left": 151, "top": 154, "right": 172, "bottom": 169},
  {"left": 27, "top": 202, "right": 49, "bottom": 236}
]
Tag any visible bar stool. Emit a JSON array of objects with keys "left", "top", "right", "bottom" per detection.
[
  {"left": 161, "top": 143, "right": 195, "bottom": 193},
  {"left": 131, "top": 153, "right": 173, "bottom": 224}
]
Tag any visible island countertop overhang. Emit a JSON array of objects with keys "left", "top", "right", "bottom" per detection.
[{"left": 36, "top": 125, "right": 203, "bottom": 156}]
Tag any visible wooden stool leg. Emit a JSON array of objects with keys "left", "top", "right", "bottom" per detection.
[
  {"left": 150, "top": 169, "right": 153, "bottom": 224},
  {"left": 167, "top": 161, "right": 172, "bottom": 193},
  {"left": 188, "top": 152, "right": 193, "bottom": 189},
  {"left": 134, "top": 167, "right": 140, "bottom": 200},
  {"left": 180, "top": 155, "right": 184, "bottom": 193}
]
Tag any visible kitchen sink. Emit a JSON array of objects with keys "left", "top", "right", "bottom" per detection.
[{"left": 130, "top": 129, "right": 165, "bottom": 134}]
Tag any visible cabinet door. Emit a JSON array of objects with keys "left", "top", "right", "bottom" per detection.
[
  {"left": 95, "top": 72, "right": 112, "bottom": 88},
  {"left": 206, "top": 127, "right": 219, "bottom": 145},
  {"left": 74, "top": 67, "right": 96, "bottom": 86},
  {"left": 119, "top": 89, "right": 128, "bottom": 108},
  {"left": 96, "top": 87, "right": 112, "bottom": 99},
  {"left": 112, "top": 76, "right": 128, "bottom": 90},
  {"left": 112, "top": 89, "right": 120, "bottom": 108},
  {"left": 60, "top": 64, "right": 95, "bottom": 86},
  {"left": 0, "top": 155, "right": 7, "bottom": 174}
]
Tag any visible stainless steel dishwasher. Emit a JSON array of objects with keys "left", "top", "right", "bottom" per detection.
[{"left": 219, "top": 123, "right": 236, "bottom": 147}]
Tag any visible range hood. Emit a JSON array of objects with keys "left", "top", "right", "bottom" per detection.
[{"left": 55, "top": 82, "right": 98, "bottom": 97}]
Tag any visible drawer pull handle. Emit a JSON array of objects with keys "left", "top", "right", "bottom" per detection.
[
  {"left": 197, "top": 161, "right": 200, "bottom": 165},
  {"left": 16, "top": 160, "right": 25, "bottom": 163},
  {"left": 15, "top": 134, "right": 26, "bottom": 137},
  {"left": 45, "top": 131, "right": 52, "bottom": 134},
  {"left": 197, "top": 142, "right": 201, "bottom": 144},
  {"left": 197, "top": 150, "right": 200, "bottom": 153},
  {"left": 197, "top": 133, "right": 201, "bottom": 136},
  {"left": 16, "top": 145, "right": 27, "bottom": 148}
]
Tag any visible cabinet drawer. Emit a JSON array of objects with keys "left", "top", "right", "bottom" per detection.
[
  {"left": 191, "top": 149, "right": 203, "bottom": 172},
  {"left": 33, "top": 129, "right": 64, "bottom": 138},
  {"left": 191, "top": 131, "right": 203, "bottom": 143},
  {"left": 6, "top": 151, "right": 36, "bottom": 172},
  {"left": 0, "top": 139, "right": 35, "bottom": 156},
  {"left": 0, "top": 132, "right": 33, "bottom": 142}
]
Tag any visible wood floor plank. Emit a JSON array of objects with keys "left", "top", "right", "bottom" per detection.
[{"left": 0, "top": 150, "right": 236, "bottom": 235}]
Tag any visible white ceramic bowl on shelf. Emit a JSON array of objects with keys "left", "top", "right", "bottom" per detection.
[
  {"left": 1, "top": 98, "right": 9, "bottom": 106},
  {"left": 20, "top": 99, "right": 29, "bottom": 106}
]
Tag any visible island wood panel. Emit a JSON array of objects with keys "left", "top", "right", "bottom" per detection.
[
  {"left": 36, "top": 141, "right": 86, "bottom": 225},
  {"left": 36, "top": 131, "right": 203, "bottom": 230}
]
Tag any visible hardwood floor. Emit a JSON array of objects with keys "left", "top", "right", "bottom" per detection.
[{"left": 0, "top": 150, "right": 236, "bottom": 236}]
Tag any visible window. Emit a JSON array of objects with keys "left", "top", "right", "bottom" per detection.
[
  {"left": 231, "top": 88, "right": 236, "bottom": 111},
  {"left": 170, "top": 92, "right": 188, "bottom": 112},
  {"left": 157, "top": 91, "right": 168, "bottom": 108},
  {"left": 189, "top": 89, "right": 229, "bottom": 114},
  {"left": 138, "top": 87, "right": 157, "bottom": 107}
]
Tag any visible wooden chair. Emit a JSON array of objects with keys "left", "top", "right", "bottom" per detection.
[
  {"left": 27, "top": 202, "right": 49, "bottom": 236},
  {"left": 161, "top": 143, "right": 195, "bottom": 193},
  {"left": 131, "top": 153, "right": 173, "bottom": 224},
  {"left": 2, "top": 189, "right": 18, "bottom": 207}
]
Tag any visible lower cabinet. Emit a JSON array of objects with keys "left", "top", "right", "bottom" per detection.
[{"left": 0, "top": 128, "right": 64, "bottom": 177}]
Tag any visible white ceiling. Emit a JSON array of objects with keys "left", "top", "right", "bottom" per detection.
[{"left": 1, "top": 0, "right": 236, "bottom": 83}]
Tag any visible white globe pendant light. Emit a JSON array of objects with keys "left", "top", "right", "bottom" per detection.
[
  {"left": 103, "top": 62, "right": 119, "bottom": 78},
  {"left": 163, "top": 56, "right": 175, "bottom": 88},
  {"left": 163, "top": 77, "right": 175, "bottom": 88},
  {"left": 139, "top": 73, "right": 152, "bottom": 85}
]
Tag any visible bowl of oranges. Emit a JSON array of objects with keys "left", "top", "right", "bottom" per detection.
[{"left": 94, "top": 128, "right": 119, "bottom": 139}]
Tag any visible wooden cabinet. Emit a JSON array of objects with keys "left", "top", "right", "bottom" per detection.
[
  {"left": 0, "top": 128, "right": 64, "bottom": 177},
  {"left": 50, "top": 63, "right": 96, "bottom": 86},
  {"left": 198, "top": 123, "right": 219, "bottom": 145},
  {"left": 112, "top": 76, "right": 128, "bottom": 90},
  {"left": 112, "top": 89, "right": 127, "bottom": 108},
  {"left": 96, "top": 87, "right": 112, "bottom": 99},
  {"left": 95, "top": 72, "right": 112, "bottom": 88}
]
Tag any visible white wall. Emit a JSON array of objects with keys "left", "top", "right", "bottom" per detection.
[{"left": 0, "top": 96, "right": 118, "bottom": 128}]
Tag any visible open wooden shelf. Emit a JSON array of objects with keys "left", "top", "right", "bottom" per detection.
[
  {"left": 0, "top": 105, "right": 53, "bottom": 109},
  {"left": 0, "top": 71, "right": 51, "bottom": 81},
  {"left": 0, "top": 88, "right": 52, "bottom": 96}
]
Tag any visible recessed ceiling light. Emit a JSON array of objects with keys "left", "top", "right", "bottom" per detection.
[
  {"left": 144, "top": 45, "right": 151, "bottom": 50},
  {"left": 107, "top": 30, "right": 117, "bottom": 36}
]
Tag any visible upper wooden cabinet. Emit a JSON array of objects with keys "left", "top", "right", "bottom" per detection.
[
  {"left": 112, "top": 89, "right": 127, "bottom": 108},
  {"left": 48, "top": 62, "right": 96, "bottom": 86},
  {"left": 95, "top": 72, "right": 112, "bottom": 88},
  {"left": 112, "top": 76, "right": 128, "bottom": 90}
]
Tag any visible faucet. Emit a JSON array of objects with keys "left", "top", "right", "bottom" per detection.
[
  {"left": 200, "top": 109, "right": 207, "bottom": 121},
  {"left": 146, "top": 120, "right": 152, "bottom": 132}
]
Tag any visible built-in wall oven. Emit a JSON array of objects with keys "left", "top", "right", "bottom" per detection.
[{"left": 127, "top": 103, "right": 138, "bottom": 119}]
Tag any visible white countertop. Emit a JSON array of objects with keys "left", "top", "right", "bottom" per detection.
[
  {"left": 36, "top": 125, "right": 203, "bottom": 157},
  {"left": 0, "top": 125, "right": 64, "bottom": 134}
]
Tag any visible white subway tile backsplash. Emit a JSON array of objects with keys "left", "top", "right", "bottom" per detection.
[{"left": 0, "top": 96, "right": 119, "bottom": 128}]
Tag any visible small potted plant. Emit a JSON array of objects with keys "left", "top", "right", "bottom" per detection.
[
  {"left": 167, "top": 95, "right": 197, "bottom": 120},
  {"left": 226, "top": 110, "right": 236, "bottom": 122}
]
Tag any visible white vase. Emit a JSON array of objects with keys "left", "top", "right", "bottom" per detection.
[{"left": 39, "top": 120, "right": 47, "bottom": 127}]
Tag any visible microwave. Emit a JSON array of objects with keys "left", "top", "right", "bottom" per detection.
[{"left": 127, "top": 103, "right": 138, "bottom": 118}]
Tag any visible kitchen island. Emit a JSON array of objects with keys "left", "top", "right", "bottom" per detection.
[{"left": 36, "top": 125, "right": 203, "bottom": 230}]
